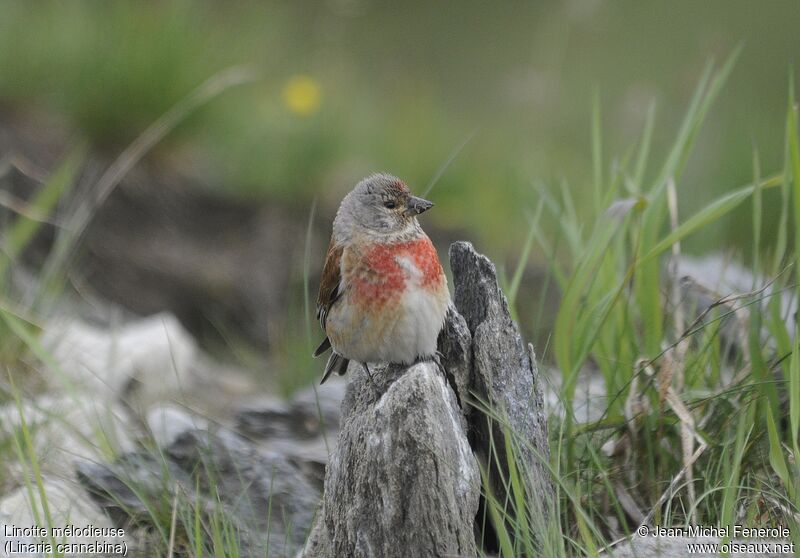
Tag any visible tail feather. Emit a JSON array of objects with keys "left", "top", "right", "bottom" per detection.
[
  {"left": 313, "top": 336, "right": 331, "bottom": 357},
  {"left": 321, "top": 352, "right": 350, "bottom": 384}
]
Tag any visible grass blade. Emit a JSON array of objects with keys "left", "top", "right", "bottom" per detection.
[
  {"left": 0, "top": 146, "right": 85, "bottom": 283},
  {"left": 641, "top": 175, "right": 782, "bottom": 265}
]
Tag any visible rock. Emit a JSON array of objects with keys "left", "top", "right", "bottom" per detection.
[
  {"left": 235, "top": 377, "right": 345, "bottom": 444},
  {"left": 233, "top": 378, "right": 346, "bottom": 478},
  {"left": 77, "top": 426, "right": 321, "bottom": 558},
  {"left": 449, "top": 242, "right": 553, "bottom": 518},
  {"left": 674, "top": 253, "right": 797, "bottom": 343},
  {"left": 0, "top": 478, "right": 129, "bottom": 557},
  {"left": 166, "top": 427, "right": 320, "bottom": 548},
  {"left": 40, "top": 312, "right": 196, "bottom": 412},
  {"left": 288, "top": 378, "right": 347, "bottom": 437},
  {"left": 76, "top": 453, "right": 193, "bottom": 529},
  {"left": 674, "top": 254, "right": 763, "bottom": 298},
  {"left": 236, "top": 397, "right": 306, "bottom": 440},
  {"left": 541, "top": 365, "right": 609, "bottom": 423},
  {"left": 436, "top": 306, "right": 473, "bottom": 414},
  {"left": 306, "top": 362, "right": 480, "bottom": 558},
  {"left": 145, "top": 403, "right": 208, "bottom": 448},
  {"left": 64, "top": 241, "right": 551, "bottom": 557},
  {"left": 0, "top": 395, "right": 132, "bottom": 484}
]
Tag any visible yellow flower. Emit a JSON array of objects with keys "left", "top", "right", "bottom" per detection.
[{"left": 282, "top": 75, "right": 321, "bottom": 116}]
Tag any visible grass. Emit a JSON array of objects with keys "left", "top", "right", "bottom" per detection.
[
  {"left": 2, "top": 47, "right": 800, "bottom": 556},
  {"left": 482, "top": 57, "right": 800, "bottom": 556},
  {"left": 0, "top": 64, "right": 268, "bottom": 556}
]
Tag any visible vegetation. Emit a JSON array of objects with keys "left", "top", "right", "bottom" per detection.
[{"left": 485, "top": 58, "right": 800, "bottom": 555}]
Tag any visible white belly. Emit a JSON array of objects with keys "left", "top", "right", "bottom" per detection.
[
  {"left": 326, "top": 256, "right": 449, "bottom": 365},
  {"left": 377, "top": 284, "right": 448, "bottom": 363}
]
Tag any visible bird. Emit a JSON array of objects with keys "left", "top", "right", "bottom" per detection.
[{"left": 313, "top": 173, "right": 450, "bottom": 384}]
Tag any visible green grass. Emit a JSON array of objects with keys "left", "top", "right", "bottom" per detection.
[
  {"left": 0, "top": 63, "right": 270, "bottom": 556},
  {"left": 480, "top": 58, "right": 800, "bottom": 556}
]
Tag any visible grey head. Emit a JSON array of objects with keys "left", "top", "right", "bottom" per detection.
[{"left": 333, "top": 173, "right": 434, "bottom": 241}]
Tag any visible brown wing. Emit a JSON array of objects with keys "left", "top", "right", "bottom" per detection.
[{"left": 316, "top": 240, "right": 344, "bottom": 331}]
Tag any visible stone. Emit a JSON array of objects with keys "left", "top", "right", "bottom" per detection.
[
  {"left": 166, "top": 427, "right": 320, "bottom": 547},
  {"left": 0, "top": 478, "right": 129, "bottom": 557},
  {"left": 77, "top": 426, "right": 321, "bottom": 558},
  {"left": 145, "top": 403, "right": 208, "bottom": 448},
  {"left": 40, "top": 312, "right": 196, "bottom": 412},
  {"left": 235, "top": 378, "right": 345, "bottom": 442},
  {"left": 0, "top": 395, "right": 132, "bottom": 484},
  {"left": 436, "top": 306, "right": 473, "bottom": 415},
  {"left": 673, "top": 253, "right": 797, "bottom": 343},
  {"left": 449, "top": 241, "right": 554, "bottom": 542},
  {"left": 305, "top": 362, "right": 480, "bottom": 558},
  {"left": 234, "top": 378, "right": 346, "bottom": 477},
  {"left": 76, "top": 453, "right": 193, "bottom": 529}
]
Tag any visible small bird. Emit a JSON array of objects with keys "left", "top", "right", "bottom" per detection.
[{"left": 314, "top": 173, "right": 450, "bottom": 384}]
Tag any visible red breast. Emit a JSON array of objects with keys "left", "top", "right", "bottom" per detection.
[{"left": 348, "top": 237, "right": 444, "bottom": 308}]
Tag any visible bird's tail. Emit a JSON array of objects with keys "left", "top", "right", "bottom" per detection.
[
  {"left": 313, "top": 336, "right": 331, "bottom": 357},
  {"left": 321, "top": 352, "right": 350, "bottom": 384}
]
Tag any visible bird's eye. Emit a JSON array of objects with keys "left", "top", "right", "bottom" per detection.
[{"left": 384, "top": 201, "right": 397, "bottom": 209}]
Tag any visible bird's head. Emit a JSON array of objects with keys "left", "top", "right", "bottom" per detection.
[{"left": 334, "top": 173, "right": 433, "bottom": 240}]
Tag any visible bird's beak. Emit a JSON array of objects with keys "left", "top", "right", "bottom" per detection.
[{"left": 405, "top": 196, "right": 434, "bottom": 216}]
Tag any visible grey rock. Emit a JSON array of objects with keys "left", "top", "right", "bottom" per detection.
[
  {"left": 542, "top": 365, "right": 608, "bottom": 423},
  {"left": 166, "top": 427, "right": 320, "bottom": 544},
  {"left": 289, "top": 378, "right": 347, "bottom": 436},
  {"left": 0, "top": 395, "right": 133, "bottom": 486},
  {"left": 235, "top": 378, "right": 344, "bottom": 442},
  {"left": 1, "top": 478, "right": 123, "bottom": 557},
  {"left": 449, "top": 241, "right": 553, "bottom": 538},
  {"left": 69, "top": 241, "right": 552, "bottom": 557},
  {"left": 146, "top": 403, "right": 209, "bottom": 447},
  {"left": 235, "top": 396, "right": 296, "bottom": 439},
  {"left": 40, "top": 312, "right": 197, "bottom": 412},
  {"left": 673, "top": 253, "right": 798, "bottom": 344},
  {"left": 77, "top": 427, "right": 321, "bottom": 557},
  {"left": 234, "top": 380, "right": 345, "bottom": 483},
  {"left": 76, "top": 453, "right": 193, "bottom": 528},
  {"left": 437, "top": 306, "right": 473, "bottom": 415},
  {"left": 307, "top": 362, "right": 480, "bottom": 558}
]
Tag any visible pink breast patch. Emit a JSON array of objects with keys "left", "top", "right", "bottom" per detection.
[{"left": 351, "top": 238, "right": 442, "bottom": 308}]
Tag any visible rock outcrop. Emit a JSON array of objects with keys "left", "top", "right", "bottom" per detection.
[
  {"left": 305, "top": 362, "right": 480, "bottom": 557},
  {"left": 450, "top": 241, "right": 553, "bottom": 530},
  {"left": 78, "top": 427, "right": 321, "bottom": 558}
]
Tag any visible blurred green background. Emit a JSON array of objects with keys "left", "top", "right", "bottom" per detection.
[
  {"left": 1, "top": 0, "right": 797, "bottom": 256},
  {"left": 1, "top": 0, "right": 799, "bottom": 377}
]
